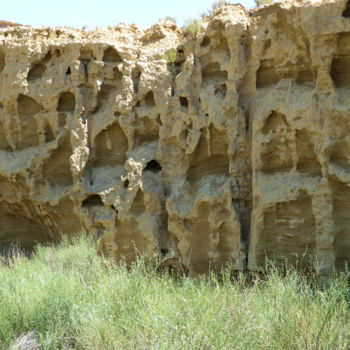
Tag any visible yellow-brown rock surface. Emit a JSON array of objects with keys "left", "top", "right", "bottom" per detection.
[{"left": 1, "top": 0, "right": 350, "bottom": 275}]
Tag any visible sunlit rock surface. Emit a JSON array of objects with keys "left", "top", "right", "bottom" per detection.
[{"left": 1, "top": 0, "right": 350, "bottom": 275}]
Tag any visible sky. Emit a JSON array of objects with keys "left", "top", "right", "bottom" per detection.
[{"left": 1, "top": 0, "right": 256, "bottom": 30}]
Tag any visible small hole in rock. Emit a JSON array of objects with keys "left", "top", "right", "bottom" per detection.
[
  {"left": 145, "top": 160, "right": 162, "bottom": 173},
  {"left": 177, "top": 45, "right": 184, "bottom": 53},
  {"left": 57, "top": 91, "right": 76, "bottom": 113},
  {"left": 180, "top": 96, "right": 189, "bottom": 107},
  {"left": 343, "top": 1, "right": 350, "bottom": 17},
  {"left": 66, "top": 66, "right": 71, "bottom": 75},
  {"left": 160, "top": 248, "right": 169, "bottom": 256},
  {"left": 27, "top": 63, "right": 46, "bottom": 82},
  {"left": 103, "top": 46, "right": 122, "bottom": 63},
  {"left": 144, "top": 91, "right": 155, "bottom": 106},
  {"left": 201, "top": 36, "right": 211, "bottom": 47},
  {"left": 123, "top": 179, "right": 129, "bottom": 188},
  {"left": 82, "top": 194, "right": 104, "bottom": 207},
  {"left": 171, "top": 87, "right": 175, "bottom": 97}
]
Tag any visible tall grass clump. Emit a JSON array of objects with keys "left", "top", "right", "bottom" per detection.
[{"left": 1, "top": 235, "right": 350, "bottom": 349}]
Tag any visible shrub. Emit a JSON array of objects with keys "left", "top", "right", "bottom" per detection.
[
  {"left": 163, "top": 48, "right": 178, "bottom": 75},
  {"left": 183, "top": 18, "right": 202, "bottom": 39}
]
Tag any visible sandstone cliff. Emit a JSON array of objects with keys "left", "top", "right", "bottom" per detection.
[{"left": 0, "top": 0, "right": 349, "bottom": 275}]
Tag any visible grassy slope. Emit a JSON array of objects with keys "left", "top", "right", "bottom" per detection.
[{"left": 1, "top": 237, "right": 350, "bottom": 350}]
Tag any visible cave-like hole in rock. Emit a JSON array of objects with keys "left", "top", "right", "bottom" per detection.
[
  {"left": 160, "top": 248, "right": 169, "bottom": 257},
  {"left": 331, "top": 56, "right": 350, "bottom": 87},
  {"left": 82, "top": 194, "right": 104, "bottom": 208},
  {"left": 103, "top": 46, "right": 122, "bottom": 63},
  {"left": 27, "top": 63, "right": 46, "bottom": 82},
  {"left": 202, "top": 62, "right": 227, "bottom": 81},
  {"left": 180, "top": 96, "right": 189, "bottom": 107},
  {"left": 343, "top": 0, "right": 350, "bottom": 17},
  {"left": 123, "top": 179, "right": 129, "bottom": 188},
  {"left": 256, "top": 60, "right": 279, "bottom": 88},
  {"left": 17, "top": 94, "right": 43, "bottom": 117},
  {"left": 201, "top": 36, "right": 211, "bottom": 47},
  {"left": 132, "top": 67, "right": 141, "bottom": 94},
  {"left": 145, "top": 160, "right": 162, "bottom": 173},
  {"left": 144, "top": 91, "right": 155, "bottom": 106},
  {"left": 66, "top": 66, "right": 71, "bottom": 75},
  {"left": 57, "top": 91, "right": 76, "bottom": 113}
]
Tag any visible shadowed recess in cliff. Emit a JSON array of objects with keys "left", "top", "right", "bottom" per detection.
[
  {"left": 27, "top": 63, "right": 46, "bottom": 82},
  {"left": 43, "top": 133, "right": 73, "bottom": 186},
  {"left": 103, "top": 46, "right": 122, "bottom": 63},
  {"left": 202, "top": 62, "right": 227, "bottom": 82},
  {"left": 296, "top": 129, "right": 321, "bottom": 174},
  {"left": 260, "top": 111, "right": 294, "bottom": 173},
  {"left": 57, "top": 91, "right": 76, "bottom": 113},
  {"left": 343, "top": 0, "right": 350, "bottom": 17},
  {"left": 145, "top": 160, "right": 162, "bottom": 173},
  {"left": 82, "top": 194, "right": 104, "bottom": 208},
  {"left": 93, "top": 122, "right": 128, "bottom": 167},
  {"left": 256, "top": 59, "right": 315, "bottom": 88},
  {"left": 331, "top": 181, "right": 350, "bottom": 269},
  {"left": 255, "top": 191, "right": 316, "bottom": 267},
  {"left": 133, "top": 116, "right": 159, "bottom": 148},
  {"left": 180, "top": 200, "right": 241, "bottom": 274},
  {"left": 94, "top": 84, "right": 115, "bottom": 113},
  {"left": 0, "top": 201, "right": 48, "bottom": 250},
  {"left": 187, "top": 126, "right": 229, "bottom": 183},
  {"left": 14, "top": 95, "right": 44, "bottom": 149},
  {"left": 329, "top": 138, "right": 350, "bottom": 170},
  {"left": 331, "top": 33, "right": 350, "bottom": 87},
  {"left": 139, "top": 91, "right": 155, "bottom": 107},
  {"left": 17, "top": 94, "right": 43, "bottom": 118}
]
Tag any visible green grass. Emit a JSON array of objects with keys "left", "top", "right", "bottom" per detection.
[{"left": 1, "top": 237, "right": 350, "bottom": 349}]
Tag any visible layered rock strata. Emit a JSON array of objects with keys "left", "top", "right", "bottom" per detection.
[{"left": 0, "top": 0, "right": 349, "bottom": 275}]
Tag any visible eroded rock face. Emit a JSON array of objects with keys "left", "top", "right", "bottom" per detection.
[{"left": 1, "top": 0, "right": 350, "bottom": 275}]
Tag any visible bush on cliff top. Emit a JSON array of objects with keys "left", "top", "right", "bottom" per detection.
[{"left": 1, "top": 236, "right": 350, "bottom": 349}]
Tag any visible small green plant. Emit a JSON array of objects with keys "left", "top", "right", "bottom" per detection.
[
  {"left": 183, "top": 18, "right": 202, "bottom": 39},
  {"left": 163, "top": 48, "right": 178, "bottom": 75}
]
